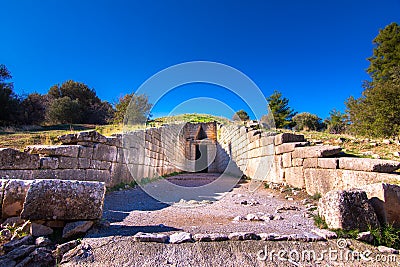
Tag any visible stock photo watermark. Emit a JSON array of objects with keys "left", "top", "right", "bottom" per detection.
[{"left": 257, "top": 239, "right": 397, "bottom": 264}]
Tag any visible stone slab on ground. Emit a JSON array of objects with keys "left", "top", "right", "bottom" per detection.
[
  {"left": 21, "top": 179, "right": 105, "bottom": 221},
  {"left": 0, "top": 148, "right": 40, "bottom": 170},
  {"left": 339, "top": 158, "right": 400, "bottom": 173},
  {"left": 318, "top": 189, "right": 380, "bottom": 231},
  {"left": 62, "top": 221, "right": 94, "bottom": 239}
]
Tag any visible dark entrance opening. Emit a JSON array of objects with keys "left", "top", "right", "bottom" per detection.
[{"left": 195, "top": 144, "right": 208, "bottom": 173}]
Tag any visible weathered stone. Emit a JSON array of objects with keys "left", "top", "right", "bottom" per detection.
[
  {"left": 318, "top": 158, "right": 338, "bottom": 169},
  {"left": 3, "top": 236, "right": 34, "bottom": 253},
  {"left": 30, "top": 223, "right": 53, "bottom": 237},
  {"left": 339, "top": 158, "right": 400, "bottom": 172},
  {"left": 6, "top": 245, "right": 36, "bottom": 261},
  {"left": 259, "top": 233, "right": 280, "bottom": 241},
  {"left": 282, "top": 153, "right": 292, "bottom": 168},
  {"left": 359, "top": 183, "right": 400, "bottom": 227},
  {"left": 92, "top": 143, "right": 117, "bottom": 162},
  {"left": 356, "top": 231, "right": 374, "bottom": 243},
  {"left": 246, "top": 214, "right": 262, "bottom": 221},
  {"left": 304, "top": 168, "right": 343, "bottom": 196},
  {"left": 0, "top": 257, "right": 16, "bottom": 267},
  {"left": 35, "top": 236, "right": 52, "bottom": 247},
  {"left": 78, "top": 158, "right": 91, "bottom": 169},
  {"left": 378, "top": 246, "right": 399, "bottom": 254},
  {"left": 0, "top": 179, "right": 8, "bottom": 218},
  {"left": 133, "top": 232, "right": 169, "bottom": 243},
  {"left": 25, "top": 145, "right": 80, "bottom": 158},
  {"left": 21, "top": 180, "right": 105, "bottom": 221},
  {"left": 169, "top": 232, "right": 193, "bottom": 244},
  {"left": 228, "top": 232, "right": 260, "bottom": 241},
  {"left": 292, "top": 146, "right": 342, "bottom": 158},
  {"left": 105, "top": 136, "right": 122, "bottom": 147},
  {"left": 274, "top": 133, "right": 305, "bottom": 145},
  {"left": 311, "top": 229, "right": 337, "bottom": 239},
  {"left": 54, "top": 240, "right": 80, "bottom": 258},
  {"left": 45, "top": 220, "right": 65, "bottom": 228},
  {"left": 15, "top": 247, "right": 55, "bottom": 267},
  {"left": 2, "top": 180, "right": 32, "bottom": 218},
  {"left": 85, "top": 169, "right": 110, "bottom": 184},
  {"left": 275, "top": 142, "right": 308, "bottom": 155},
  {"left": 232, "top": 215, "right": 246, "bottom": 221},
  {"left": 0, "top": 148, "right": 39, "bottom": 170},
  {"left": 62, "top": 221, "right": 94, "bottom": 239},
  {"left": 318, "top": 189, "right": 380, "bottom": 231},
  {"left": 58, "top": 157, "right": 79, "bottom": 169},
  {"left": 303, "top": 158, "right": 318, "bottom": 168},
  {"left": 90, "top": 160, "right": 112, "bottom": 170},
  {"left": 40, "top": 157, "right": 59, "bottom": 169},
  {"left": 192, "top": 233, "right": 228, "bottom": 242},
  {"left": 284, "top": 167, "right": 305, "bottom": 189},
  {"left": 292, "top": 158, "right": 303, "bottom": 167}
]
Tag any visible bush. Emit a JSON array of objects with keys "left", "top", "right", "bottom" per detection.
[{"left": 293, "top": 112, "right": 325, "bottom": 131}]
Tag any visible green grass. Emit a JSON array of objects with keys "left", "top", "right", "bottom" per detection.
[
  {"left": 311, "top": 192, "right": 322, "bottom": 200},
  {"left": 369, "top": 224, "right": 400, "bottom": 249},
  {"left": 332, "top": 228, "right": 360, "bottom": 239},
  {"left": 313, "top": 214, "right": 328, "bottom": 229}
]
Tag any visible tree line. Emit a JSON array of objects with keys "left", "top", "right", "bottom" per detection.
[
  {"left": 234, "top": 22, "right": 400, "bottom": 138},
  {"left": 0, "top": 68, "right": 152, "bottom": 126}
]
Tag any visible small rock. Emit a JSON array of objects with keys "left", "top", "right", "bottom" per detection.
[
  {"left": 311, "top": 229, "right": 337, "bottom": 240},
  {"left": 15, "top": 247, "right": 55, "bottom": 267},
  {"left": 3, "top": 235, "right": 34, "bottom": 253},
  {"left": 30, "top": 223, "right": 53, "bottom": 237},
  {"left": 240, "top": 200, "right": 248, "bottom": 205},
  {"left": 133, "top": 232, "right": 169, "bottom": 243},
  {"left": 54, "top": 240, "right": 80, "bottom": 258},
  {"left": 287, "top": 197, "right": 294, "bottom": 201},
  {"left": 276, "top": 205, "right": 300, "bottom": 212},
  {"left": 356, "top": 231, "right": 374, "bottom": 243},
  {"left": 1, "top": 217, "right": 25, "bottom": 228},
  {"left": 372, "top": 154, "right": 381, "bottom": 159},
  {"left": 259, "top": 233, "right": 279, "bottom": 241},
  {"left": 228, "top": 232, "right": 260, "bottom": 241},
  {"left": 232, "top": 215, "right": 246, "bottom": 221},
  {"left": 193, "top": 233, "right": 228, "bottom": 242},
  {"left": 273, "top": 215, "right": 283, "bottom": 220},
  {"left": 62, "top": 221, "right": 93, "bottom": 239},
  {"left": 246, "top": 214, "right": 262, "bottom": 221},
  {"left": 0, "top": 229, "right": 12, "bottom": 240},
  {"left": 0, "top": 258, "right": 16, "bottom": 267},
  {"left": 260, "top": 214, "right": 274, "bottom": 221},
  {"left": 169, "top": 232, "right": 193, "bottom": 244},
  {"left": 35, "top": 236, "right": 52, "bottom": 247},
  {"left": 377, "top": 246, "right": 399, "bottom": 254}
]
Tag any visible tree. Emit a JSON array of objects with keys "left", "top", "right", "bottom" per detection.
[
  {"left": 346, "top": 22, "right": 400, "bottom": 137},
  {"left": 22, "top": 93, "right": 48, "bottom": 125},
  {"left": 324, "top": 109, "right": 348, "bottom": 134},
  {"left": 292, "top": 112, "right": 324, "bottom": 131},
  {"left": 266, "top": 90, "right": 296, "bottom": 128},
  {"left": 114, "top": 93, "right": 153, "bottom": 124},
  {"left": 0, "top": 64, "right": 22, "bottom": 125},
  {"left": 47, "top": 80, "right": 113, "bottom": 124},
  {"left": 367, "top": 22, "right": 400, "bottom": 81},
  {"left": 232, "top": 110, "right": 250, "bottom": 121},
  {"left": 46, "top": 96, "right": 83, "bottom": 124}
]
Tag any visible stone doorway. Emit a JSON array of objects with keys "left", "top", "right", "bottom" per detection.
[{"left": 195, "top": 144, "right": 208, "bottom": 173}]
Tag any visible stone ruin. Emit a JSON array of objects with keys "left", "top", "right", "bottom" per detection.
[{"left": 0, "top": 121, "right": 399, "bottom": 232}]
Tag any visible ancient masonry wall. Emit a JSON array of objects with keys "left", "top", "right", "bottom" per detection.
[{"left": 217, "top": 124, "right": 400, "bottom": 196}]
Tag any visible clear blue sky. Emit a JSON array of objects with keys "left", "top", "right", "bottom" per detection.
[{"left": 1, "top": 0, "right": 399, "bottom": 120}]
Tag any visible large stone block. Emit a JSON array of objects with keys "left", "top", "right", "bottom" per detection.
[
  {"left": 318, "top": 189, "right": 380, "bottom": 231},
  {"left": 25, "top": 145, "right": 80, "bottom": 158},
  {"left": 282, "top": 153, "right": 292, "bottom": 168},
  {"left": 0, "top": 170, "right": 34, "bottom": 180},
  {"left": 21, "top": 180, "right": 105, "bottom": 220},
  {"left": 92, "top": 143, "right": 117, "bottom": 162},
  {"left": 58, "top": 157, "right": 79, "bottom": 169},
  {"left": 303, "top": 158, "right": 318, "bottom": 168},
  {"left": 2, "top": 180, "right": 33, "bottom": 218},
  {"left": 0, "top": 148, "right": 40, "bottom": 170},
  {"left": 86, "top": 169, "right": 110, "bottom": 184},
  {"left": 274, "top": 133, "right": 305, "bottom": 145},
  {"left": 304, "top": 168, "right": 343, "bottom": 196},
  {"left": 58, "top": 130, "right": 108, "bottom": 144},
  {"left": 359, "top": 183, "right": 400, "bottom": 227},
  {"left": 275, "top": 142, "right": 308, "bottom": 155},
  {"left": 292, "top": 146, "right": 342, "bottom": 159},
  {"left": 339, "top": 158, "right": 400, "bottom": 173},
  {"left": 341, "top": 170, "right": 383, "bottom": 189},
  {"left": 0, "top": 179, "right": 7, "bottom": 217},
  {"left": 40, "top": 157, "right": 59, "bottom": 169},
  {"left": 285, "top": 167, "right": 305, "bottom": 188},
  {"left": 318, "top": 158, "right": 338, "bottom": 169}
]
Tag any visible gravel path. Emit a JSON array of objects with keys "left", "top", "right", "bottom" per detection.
[{"left": 88, "top": 173, "right": 318, "bottom": 238}]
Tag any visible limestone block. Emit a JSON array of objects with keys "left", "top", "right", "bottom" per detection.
[
  {"left": 285, "top": 167, "right": 305, "bottom": 188},
  {"left": 58, "top": 157, "right": 79, "bottom": 169},
  {"left": 292, "top": 158, "right": 304, "bottom": 167},
  {"left": 2, "top": 180, "right": 33, "bottom": 218},
  {"left": 78, "top": 158, "right": 91, "bottom": 169},
  {"left": 85, "top": 169, "right": 110, "bottom": 184},
  {"left": 260, "top": 136, "right": 275, "bottom": 146},
  {"left": 90, "top": 160, "right": 112, "bottom": 170},
  {"left": 111, "top": 163, "right": 134, "bottom": 185},
  {"left": 0, "top": 179, "right": 7, "bottom": 217},
  {"left": 274, "top": 133, "right": 305, "bottom": 145},
  {"left": 76, "top": 131, "right": 107, "bottom": 143},
  {"left": 78, "top": 146, "right": 93, "bottom": 159},
  {"left": 303, "top": 158, "right": 318, "bottom": 168},
  {"left": 282, "top": 153, "right": 292, "bottom": 168},
  {"left": 21, "top": 179, "right": 105, "bottom": 220},
  {"left": 292, "top": 146, "right": 342, "bottom": 159},
  {"left": 25, "top": 145, "right": 80, "bottom": 158},
  {"left": 360, "top": 183, "right": 400, "bottom": 227},
  {"left": 339, "top": 158, "right": 400, "bottom": 172},
  {"left": 62, "top": 221, "right": 94, "bottom": 239},
  {"left": 0, "top": 148, "right": 40, "bottom": 170},
  {"left": 53, "top": 169, "right": 87, "bottom": 181},
  {"left": 0, "top": 170, "right": 34, "bottom": 180},
  {"left": 275, "top": 142, "right": 308, "bottom": 155},
  {"left": 105, "top": 136, "right": 122, "bottom": 147},
  {"left": 304, "top": 168, "right": 343, "bottom": 196},
  {"left": 318, "top": 158, "right": 338, "bottom": 169},
  {"left": 92, "top": 143, "right": 117, "bottom": 162},
  {"left": 341, "top": 170, "right": 382, "bottom": 189},
  {"left": 318, "top": 189, "right": 380, "bottom": 231},
  {"left": 40, "top": 157, "right": 59, "bottom": 169}
]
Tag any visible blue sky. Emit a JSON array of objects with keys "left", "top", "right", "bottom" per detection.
[{"left": 1, "top": 0, "right": 399, "bottom": 120}]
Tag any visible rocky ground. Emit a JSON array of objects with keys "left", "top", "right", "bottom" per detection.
[{"left": 59, "top": 173, "right": 399, "bottom": 266}]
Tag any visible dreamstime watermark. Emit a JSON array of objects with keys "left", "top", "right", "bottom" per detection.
[{"left": 257, "top": 239, "right": 397, "bottom": 264}]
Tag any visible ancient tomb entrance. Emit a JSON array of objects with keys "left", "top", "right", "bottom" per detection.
[{"left": 195, "top": 144, "right": 208, "bottom": 173}]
